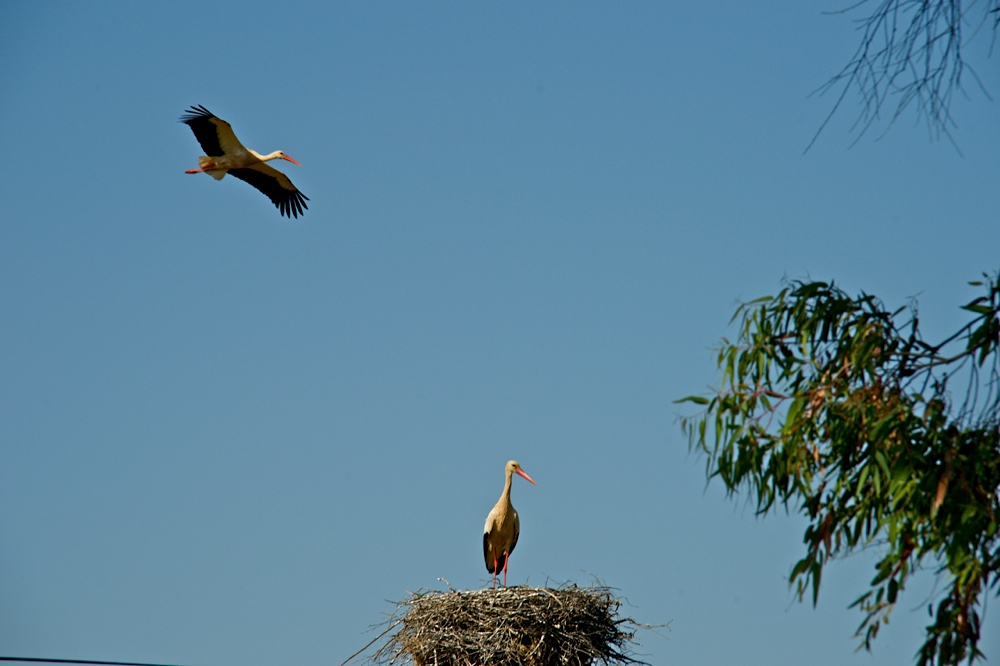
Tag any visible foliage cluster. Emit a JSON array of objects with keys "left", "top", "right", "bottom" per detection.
[{"left": 679, "top": 273, "right": 1000, "bottom": 665}]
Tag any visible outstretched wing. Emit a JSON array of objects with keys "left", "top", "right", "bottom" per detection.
[
  {"left": 180, "top": 105, "right": 248, "bottom": 157},
  {"left": 230, "top": 163, "right": 310, "bottom": 219}
]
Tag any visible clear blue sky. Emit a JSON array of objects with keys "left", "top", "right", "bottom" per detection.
[{"left": 2, "top": 3, "right": 997, "bottom": 665}]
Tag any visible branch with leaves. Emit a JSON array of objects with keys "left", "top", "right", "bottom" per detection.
[{"left": 678, "top": 272, "right": 1000, "bottom": 666}]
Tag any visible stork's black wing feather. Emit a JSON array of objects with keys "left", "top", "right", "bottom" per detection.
[
  {"left": 484, "top": 532, "right": 493, "bottom": 573},
  {"left": 179, "top": 105, "right": 225, "bottom": 156},
  {"left": 229, "top": 167, "right": 310, "bottom": 219}
]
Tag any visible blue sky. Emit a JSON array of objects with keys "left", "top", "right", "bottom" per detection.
[{"left": 1, "top": 3, "right": 998, "bottom": 665}]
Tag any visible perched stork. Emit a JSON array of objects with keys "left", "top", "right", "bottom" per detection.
[
  {"left": 483, "top": 460, "right": 537, "bottom": 589},
  {"left": 180, "top": 105, "right": 309, "bottom": 218}
]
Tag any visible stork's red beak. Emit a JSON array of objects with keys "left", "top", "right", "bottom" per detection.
[
  {"left": 283, "top": 155, "right": 302, "bottom": 166},
  {"left": 516, "top": 468, "right": 537, "bottom": 485}
]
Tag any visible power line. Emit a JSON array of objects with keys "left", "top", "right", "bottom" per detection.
[{"left": 0, "top": 658, "right": 190, "bottom": 666}]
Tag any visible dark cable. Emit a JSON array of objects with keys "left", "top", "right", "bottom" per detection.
[{"left": 0, "top": 658, "right": 189, "bottom": 666}]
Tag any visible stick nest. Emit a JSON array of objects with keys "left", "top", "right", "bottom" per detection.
[{"left": 365, "top": 584, "right": 648, "bottom": 666}]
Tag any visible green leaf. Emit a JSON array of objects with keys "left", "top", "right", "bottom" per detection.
[
  {"left": 811, "top": 560, "right": 823, "bottom": 607},
  {"left": 785, "top": 396, "right": 806, "bottom": 426},
  {"left": 856, "top": 465, "right": 870, "bottom": 496}
]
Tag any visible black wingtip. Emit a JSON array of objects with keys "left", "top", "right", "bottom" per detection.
[
  {"left": 484, "top": 533, "right": 494, "bottom": 573},
  {"left": 279, "top": 191, "right": 310, "bottom": 219},
  {"left": 179, "top": 104, "right": 215, "bottom": 124}
]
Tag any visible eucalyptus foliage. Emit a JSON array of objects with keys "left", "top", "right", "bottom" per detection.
[{"left": 678, "top": 274, "right": 1000, "bottom": 665}]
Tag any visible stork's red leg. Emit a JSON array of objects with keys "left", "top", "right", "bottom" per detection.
[
  {"left": 502, "top": 551, "right": 509, "bottom": 587},
  {"left": 185, "top": 161, "right": 217, "bottom": 174},
  {"left": 492, "top": 553, "right": 499, "bottom": 590}
]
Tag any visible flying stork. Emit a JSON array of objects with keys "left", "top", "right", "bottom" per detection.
[
  {"left": 180, "top": 105, "right": 309, "bottom": 218},
  {"left": 483, "top": 460, "right": 537, "bottom": 589}
]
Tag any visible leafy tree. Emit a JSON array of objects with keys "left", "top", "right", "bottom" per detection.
[
  {"left": 678, "top": 272, "right": 1000, "bottom": 665},
  {"left": 809, "top": 0, "right": 1000, "bottom": 150}
]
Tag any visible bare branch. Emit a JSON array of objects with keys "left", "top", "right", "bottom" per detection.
[{"left": 807, "top": 0, "right": 999, "bottom": 151}]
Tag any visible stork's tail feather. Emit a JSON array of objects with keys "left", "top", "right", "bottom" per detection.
[{"left": 198, "top": 156, "right": 227, "bottom": 180}]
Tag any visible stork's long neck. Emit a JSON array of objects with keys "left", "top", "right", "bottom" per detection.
[
  {"left": 250, "top": 149, "right": 282, "bottom": 162},
  {"left": 500, "top": 469, "right": 514, "bottom": 508}
]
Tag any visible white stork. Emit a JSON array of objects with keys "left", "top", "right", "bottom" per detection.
[
  {"left": 483, "top": 460, "right": 537, "bottom": 589},
  {"left": 181, "top": 105, "right": 309, "bottom": 218}
]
